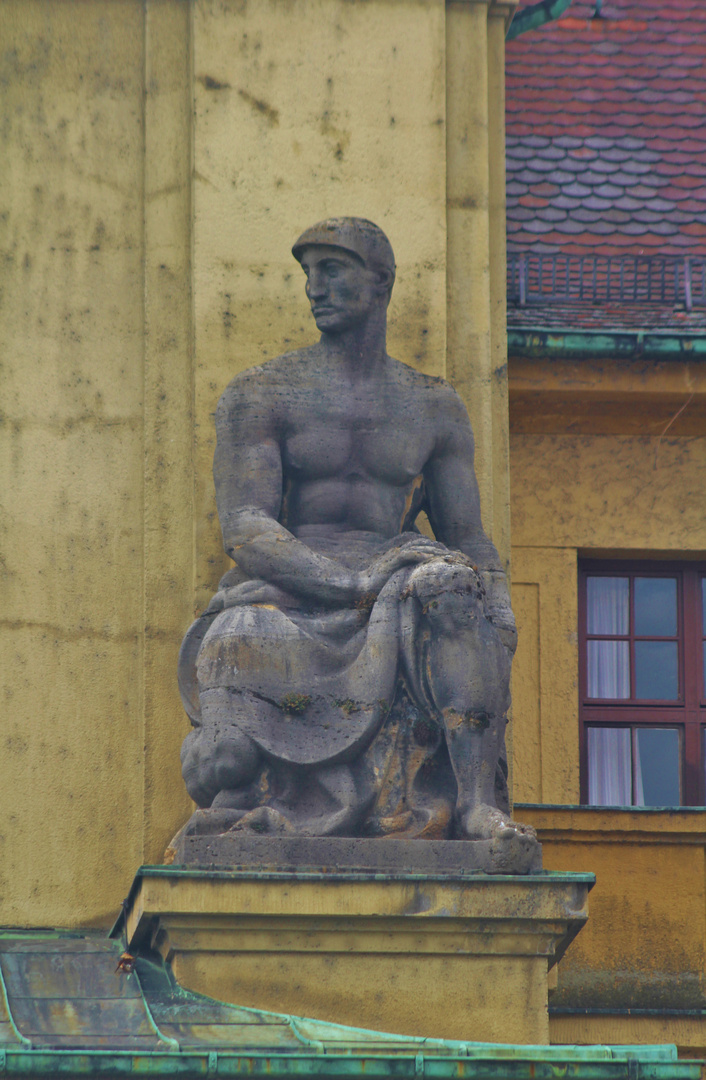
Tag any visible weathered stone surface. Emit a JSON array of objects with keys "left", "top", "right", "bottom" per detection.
[
  {"left": 123, "top": 863, "right": 588, "bottom": 1043},
  {"left": 176, "top": 217, "right": 537, "bottom": 863},
  {"left": 169, "top": 833, "right": 542, "bottom": 875}
]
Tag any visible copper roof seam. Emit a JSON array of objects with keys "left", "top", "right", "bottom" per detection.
[
  {"left": 0, "top": 1046, "right": 701, "bottom": 1077},
  {"left": 0, "top": 961, "right": 31, "bottom": 1049},
  {"left": 507, "top": 328, "right": 706, "bottom": 359},
  {"left": 131, "top": 966, "right": 180, "bottom": 1054}
]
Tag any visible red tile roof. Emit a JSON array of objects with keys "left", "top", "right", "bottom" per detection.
[
  {"left": 507, "top": 298, "right": 706, "bottom": 332},
  {"left": 505, "top": 0, "right": 706, "bottom": 261}
]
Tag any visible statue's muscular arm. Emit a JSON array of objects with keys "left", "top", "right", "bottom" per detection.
[
  {"left": 213, "top": 368, "right": 438, "bottom": 605},
  {"left": 423, "top": 384, "right": 517, "bottom": 651}
]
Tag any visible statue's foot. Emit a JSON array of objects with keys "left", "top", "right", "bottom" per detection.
[
  {"left": 228, "top": 805, "right": 295, "bottom": 836},
  {"left": 184, "top": 806, "right": 251, "bottom": 836},
  {"left": 372, "top": 801, "right": 452, "bottom": 840},
  {"left": 458, "top": 803, "right": 538, "bottom": 844},
  {"left": 163, "top": 806, "right": 250, "bottom": 860}
]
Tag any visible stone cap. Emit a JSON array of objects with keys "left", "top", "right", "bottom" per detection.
[{"left": 166, "top": 832, "right": 542, "bottom": 876}]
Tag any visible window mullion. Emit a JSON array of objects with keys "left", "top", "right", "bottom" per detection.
[
  {"left": 683, "top": 715, "right": 701, "bottom": 805},
  {"left": 580, "top": 561, "right": 706, "bottom": 807},
  {"left": 629, "top": 573, "right": 636, "bottom": 700},
  {"left": 683, "top": 567, "right": 700, "bottom": 710}
]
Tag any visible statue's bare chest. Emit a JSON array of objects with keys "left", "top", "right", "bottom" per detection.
[{"left": 280, "top": 389, "right": 434, "bottom": 485}]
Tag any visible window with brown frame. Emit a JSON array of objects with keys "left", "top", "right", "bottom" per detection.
[{"left": 579, "top": 560, "right": 706, "bottom": 806}]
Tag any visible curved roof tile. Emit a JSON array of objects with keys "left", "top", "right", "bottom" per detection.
[{"left": 506, "top": 0, "right": 706, "bottom": 260}]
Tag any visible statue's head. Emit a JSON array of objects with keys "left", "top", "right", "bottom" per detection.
[{"left": 292, "top": 217, "right": 396, "bottom": 334}]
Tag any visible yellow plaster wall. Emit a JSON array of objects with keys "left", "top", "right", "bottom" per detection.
[
  {"left": 1, "top": 0, "right": 515, "bottom": 928},
  {"left": 0, "top": 0, "right": 147, "bottom": 927},
  {"left": 511, "top": 433, "right": 706, "bottom": 553},
  {"left": 511, "top": 547, "right": 579, "bottom": 804},
  {"left": 141, "top": 0, "right": 197, "bottom": 877},
  {"left": 519, "top": 807, "right": 706, "bottom": 1055},
  {"left": 510, "top": 432, "right": 706, "bottom": 804}
]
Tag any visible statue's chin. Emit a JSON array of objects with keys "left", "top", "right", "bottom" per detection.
[{"left": 314, "top": 312, "right": 356, "bottom": 334}]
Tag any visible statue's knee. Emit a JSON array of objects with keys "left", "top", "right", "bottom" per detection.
[
  {"left": 181, "top": 724, "right": 260, "bottom": 808},
  {"left": 181, "top": 727, "right": 215, "bottom": 806},
  {"left": 409, "top": 559, "right": 485, "bottom": 629}
]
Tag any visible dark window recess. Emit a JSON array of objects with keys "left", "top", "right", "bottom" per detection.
[{"left": 579, "top": 561, "right": 706, "bottom": 806}]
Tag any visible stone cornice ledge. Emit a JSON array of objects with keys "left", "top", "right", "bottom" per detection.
[{"left": 446, "top": 0, "right": 520, "bottom": 22}]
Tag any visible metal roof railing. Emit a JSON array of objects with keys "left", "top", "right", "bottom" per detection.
[{"left": 507, "top": 254, "right": 706, "bottom": 311}]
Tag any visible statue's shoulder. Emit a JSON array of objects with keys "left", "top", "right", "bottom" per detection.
[
  {"left": 218, "top": 347, "right": 318, "bottom": 407},
  {"left": 387, "top": 358, "right": 468, "bottom": 415}
]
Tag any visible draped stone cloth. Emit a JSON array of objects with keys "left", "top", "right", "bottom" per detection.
[{"left": 178, "top": 532, "right": 510, "bottom": 838}]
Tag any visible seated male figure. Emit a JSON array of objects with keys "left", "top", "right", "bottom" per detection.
[{"left": 178, "top": 217, "right": 534, "bottom": 846}]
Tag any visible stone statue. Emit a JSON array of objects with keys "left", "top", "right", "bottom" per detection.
[{"left": 177, "top": 217, "right": 536, "bottom": 853}]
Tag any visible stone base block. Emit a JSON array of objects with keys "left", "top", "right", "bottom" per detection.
[
  {"left": 120, "top": 861, "right": 593, "bottom": 1045},
  {"left": 168, "top": 832, "right": 543, "bottom": 875}
]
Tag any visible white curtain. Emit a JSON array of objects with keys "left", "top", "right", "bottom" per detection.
[
  {"left": 587, "top": 640, "right": 630, "bottom": 698},
  {"left": 586, "top": 577, "right": 630, "bottom": 698},
  {"left": 588, "top": 727, "right": 632, "bottom": 805},
  {"left": 586, "top": 576, "right": 629, "bottom": 634}
]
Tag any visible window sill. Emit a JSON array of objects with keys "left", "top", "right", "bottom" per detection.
[{"left": 515, "top": 803, "right": 706, "bottom": 840}]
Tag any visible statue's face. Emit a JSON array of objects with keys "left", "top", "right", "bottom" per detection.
[{"left": 299, "top": 244, "right": 383, "bottom": 333}]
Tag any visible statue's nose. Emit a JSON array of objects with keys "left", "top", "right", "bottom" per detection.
[{"left": 307, "top": 271, "right": 328, "bottom": 299}]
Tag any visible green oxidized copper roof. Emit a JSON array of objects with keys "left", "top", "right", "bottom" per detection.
[{"left": 0, "top": 931, "right": 700, "bottom": 1079}]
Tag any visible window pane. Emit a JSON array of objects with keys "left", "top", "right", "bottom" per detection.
[
  {"left": 634, "top": 577, "right": 677, "bottom": 637},
  {"left": 587, "top": 727, "right": 632, "bottom": 805},
  {"left": 634, "top": 728, "right": 681, "bottom": 806},
  {"left": 587, "top": 639, "right": 630, "bottom": 698},
  {"left": 587, "top": 576, "right": 629, "bottom": 635},
  {"left": 634, "top": 641, "right": 678, "bottom": 700}
]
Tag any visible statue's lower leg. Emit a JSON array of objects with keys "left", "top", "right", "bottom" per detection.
[
  {"left": 416, "top": 567, "right": 536, "bottom": 844},
  {"left": 442, "top": 714, "right": 533, "bottom": 841},
  {"left": 178, "top": 685, "right": 266, "bottom": 836}
]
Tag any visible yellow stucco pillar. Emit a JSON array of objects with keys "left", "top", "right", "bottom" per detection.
[
  {"left": 0, "top": 0, "right": 148, "bottom": 928},
  {"left": 446, "top": 0, "right": 493, "bottom": 543},
  {"left": 142, "top": 0, "right": 196, "bottom": 862},
  {"left": 487, "top": 5, "right": 514, "bottom": 573},
  {"left": 190, "top": 0, "right": 449, "bottom": 608},
  {"left": 446, "top": 0, "right": 517, "bottom": 574},
  {"left": 446, "top": 0, "right": 518, "bottom": 796},
  {"left": 1, "top": 0, "right": 519, "bottom": 928}
]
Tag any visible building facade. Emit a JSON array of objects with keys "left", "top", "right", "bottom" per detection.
[{"left": 505, "top": 0, "right": 706, "bottom": 1056}]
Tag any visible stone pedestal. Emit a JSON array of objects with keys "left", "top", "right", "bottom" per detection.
[
  {"left": 169, "top": 831, "right": 544, "bottom": 876},
  {"left": 119, "top": 851, "right": 593, "bottom": 1045}
]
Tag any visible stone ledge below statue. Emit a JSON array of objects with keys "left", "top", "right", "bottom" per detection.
[
  {"left": 167, "top": 831, "right": 542, "bottom": 875},
  {"left": 117, "top": 864, "right": 594, "bottom": 1044}
]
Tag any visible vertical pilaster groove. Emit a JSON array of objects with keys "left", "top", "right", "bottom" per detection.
[
  {"left": 446, "top": 0, "right": 514, "bottom": 798},
  {"left": 142, "top": 0, "right": 195, "bottom": 863},
  {"left": 445, "top": 0, "right": 493, "bottom": 541},
  {"left": 139, "top": 0, "right": 149, "bottom": 871}
]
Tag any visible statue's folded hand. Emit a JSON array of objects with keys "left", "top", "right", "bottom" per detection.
[{"left": 357, "top": 537, "right": 447, "bottom": 597}]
